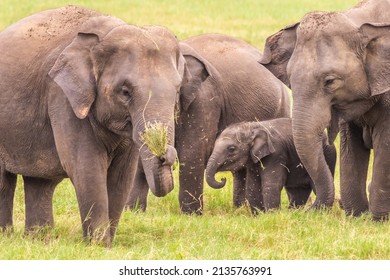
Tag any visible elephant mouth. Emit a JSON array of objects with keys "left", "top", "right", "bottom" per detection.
[{"left": 219, "top": 160, "right": 244, "bottom": 172}]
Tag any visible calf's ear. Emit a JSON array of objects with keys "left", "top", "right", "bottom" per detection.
[{"left": 250, "top": 129, "right": 275, "bottom": 163}]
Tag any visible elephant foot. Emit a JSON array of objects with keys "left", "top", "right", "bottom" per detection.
[
  {"left": 24, "top": 224, "right": 55, "bottom": 243},
  {"left": 372, "top": 212, "right": 389, "bottom": 222},
  {"left": 0, "top": 219, "right": 13, "bottom": 231},
  {"left": 83, "top": 224, "right": 112, "bottom": 247},
  {"left": 250, "top": 206, "right": 265, "bottom": 216},
  {"left": 233, "top": 197, "right": 246, "bottom": 208},
  {"left": 179, "top": 190, "right": 204, "bottom": 215},
  {"left": 0, "top": 224, "right": 13, "bottom": 233},
  {"left": 308, "top": 198, "right": 334, "bottom": 211},
  {"left": 180, "top": 203, "right": 203, "bottom": 215},
  {"left": 343, "top": 205, "right": 369, "bottom": 217}
]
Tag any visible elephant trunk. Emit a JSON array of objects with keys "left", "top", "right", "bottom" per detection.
[
  {"left": 205, "top": 155, "right": 227, "bottom": 189},
  {"left": 139, "top": 144, "right": 176, "bottom": 197},
  {"left": 292, "top": 95, "right": 334, "bottom": 208},
  {"left": 133, "top": 109, "right": 177, "bottom": 197}
]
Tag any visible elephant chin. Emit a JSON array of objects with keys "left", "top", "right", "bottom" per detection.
[{"left": 140, "top": 145, "right": 176, "bottom": 197}]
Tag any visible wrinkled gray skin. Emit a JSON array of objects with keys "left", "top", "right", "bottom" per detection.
[
  {"left": 260, "top": 0, "right": 390, "bottom": 220},
  {"left": 0, "top": 6, "right": 185, "bottom": 246},
  {"left": 127, "top": 34, "right": 291, "bottom": 214},
  {"left": 205, "top": 118, "right": 336, "bottom": 214}
]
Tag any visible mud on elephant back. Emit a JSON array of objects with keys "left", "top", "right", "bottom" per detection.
[
  {"left": 0, "top": 5, "right": 190, "bottom": 246},
  {"left": 127, "top": 33, "right": 291, "bottom": 214},
  {"left": 259, "top": 0, "right": 390, "bottom": 220}
]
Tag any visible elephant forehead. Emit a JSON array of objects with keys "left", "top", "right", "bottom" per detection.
[
  {"left": 298, "top": 11, "right": 356, "bottom": 37},
  {"left": 103, "top": 25, "right": 178, "bottom": 53},
  {"left": 220, "top": 130, "right": 251, "bottom": 143},
  {"left": 290, "top": 22, "right": 362, "bottom": 78}
]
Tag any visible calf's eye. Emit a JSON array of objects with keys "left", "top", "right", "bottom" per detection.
[{"left": 227, "top": 145, "right": 236, "bottom": 153}]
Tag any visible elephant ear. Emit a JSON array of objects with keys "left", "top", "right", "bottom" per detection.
[
  {"left": 179, "top": 42, "right": 213, "bottom": 111},
  {"left": 49, "top": 16, "right": 126, "bottom": 119},
  {"left": 250, "top": 128, "right": 275, "bottom": 163},
  {"left": 361, "top": 23, "right": 390, "bottom": 96},
  {"left": 49, "top": 33, "right": 99, "bottom": 119},
  {"left": 259, "top": 22, "right": 299, "bottom": 88},
  {"left": 177, "top": 53, "right": 192, "bottom": 85}
]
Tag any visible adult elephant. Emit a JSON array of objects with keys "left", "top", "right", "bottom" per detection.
[
  {"left": 127, "top": 34, "right": 291, "bottom": 214},
  {"left": 259, "top": 0, "right": 390, "bottom": 219},
  {"left": 0, "top": 6, "right": 186, "bottom": 246}
]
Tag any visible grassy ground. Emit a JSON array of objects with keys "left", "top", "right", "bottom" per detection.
[{"left": 1, "top": 0, "right": 388, "bottom": 260}]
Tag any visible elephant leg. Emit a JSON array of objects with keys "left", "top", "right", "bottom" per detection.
[
  {"left": 178, "top": 160, "right": 205, "bottom": 215},
  {"left": 246, "top": 161, "right": 264, "bottom": 215},
  {"left": 126, "top": 159, "right": 149, "bottom": 211},
  {"left": 107, "top": 146, "right": 139, "bottom": 239},
  {"left": 23, "top": 176, "right": 61, "bottom": 230},
  {"left": 260, "top": 164, "right": 286, "bottom": 211},
  {"left": 285, "top": 185, "right": 311, "bottom": 208},
  {"left": 233, "top": 168, "right": 246, "bottom": 208},
  {"left": 176, "top": 90, "right": 221, "bottom": 215},
  {"left": 0, "top": 170, "right": 17, "bottom": 230},
  {"left": 177, "top": 125, "right": 217, "bottom": 215},
  {"left": 51, "top": 112, "right": 111, "bottom": 246},
  {"left": 73, "top": 169, "right": 110, "bottom": 245},
  {"left": 368, "top": 127, "right": 390, "bottom": 221},
  {"left": 339, "top": 121, "right": 370, "bottom": 216}
]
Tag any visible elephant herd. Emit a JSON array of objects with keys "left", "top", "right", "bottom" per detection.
[{"left": 0, "top": 0, "right": 390, "bottom": 247}]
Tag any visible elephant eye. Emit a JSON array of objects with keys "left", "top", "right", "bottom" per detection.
[
  {"left": 324, "top": 77, "right": 335, "bottom": 87},
  {"left": 121, "top": 86, "right": 132, "bottom": 97},
  {"left": 323, "top": 75, "right": 343, "bottom": 93},
  {"left": 227, "top": 145, "right": 236, "bottom": 153}
]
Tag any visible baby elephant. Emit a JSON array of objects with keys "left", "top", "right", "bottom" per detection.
[{"left": 205, "top": 118, "right": 336, "bottom": 213}]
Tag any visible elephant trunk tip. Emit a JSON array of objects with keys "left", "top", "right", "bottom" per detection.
[
  {"left": 206, "top": 157, "right": 227, "bottom": 189},
  {"left": 206, "top": 176, "right": 227, "bottom": 189},
  {"left": 140, "top": 145, "right": 176, "bottom": 198},
  {"left": 159, "top": 145, "right": 177, "bottom": 166}
]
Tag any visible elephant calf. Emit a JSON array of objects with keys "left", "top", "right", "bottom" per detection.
[{"left": 206, "top": 118, "right": 336, "bottom": 213}]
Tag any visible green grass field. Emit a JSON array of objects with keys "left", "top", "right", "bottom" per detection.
[{"left": 1, "top": 0, "right": 389, "bottom": 260}]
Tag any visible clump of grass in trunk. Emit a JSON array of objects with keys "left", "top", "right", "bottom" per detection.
[{"left": 140, "top": 122, "right": 168, "bottom": 157}]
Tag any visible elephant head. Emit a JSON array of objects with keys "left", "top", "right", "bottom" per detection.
[
  {"left": 49, "top": 16, "right": 188, "bottom": 197},
  {"left": 205, "top": 122, "right": 275, "bottom": 189},
  {"left": 260, "top": 12, "right": 390, "bottom": 209}
]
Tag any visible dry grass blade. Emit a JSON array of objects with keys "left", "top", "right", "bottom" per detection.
[{"left": 140, "top": 122, "right": 168, "bottom": 157}]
